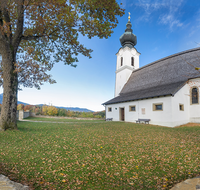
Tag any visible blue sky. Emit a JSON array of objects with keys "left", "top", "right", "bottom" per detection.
[{"left": 1, "top": 0, "right": 200, "bottom": 111}]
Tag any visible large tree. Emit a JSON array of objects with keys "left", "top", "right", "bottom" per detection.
[{"left": 0, "top": 0, "right": 124, "bottom": 131}]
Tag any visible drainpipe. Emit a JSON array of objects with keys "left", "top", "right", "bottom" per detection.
[{"left": 138, "top": 101, "right": 139, "bottom": 119}]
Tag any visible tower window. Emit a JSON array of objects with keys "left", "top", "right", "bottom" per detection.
[
  {"left": 191, "top": 87, "right": 199, "bottom": 104},
  {"left": 121, "top": 57, "right": 123, "bottom": 66},
  {"left": 131, "top": 57, "right": 134, "bottom": 66}
]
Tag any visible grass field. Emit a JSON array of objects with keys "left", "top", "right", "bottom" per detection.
[{"left": 0, "top": 119, "right": 199, "bottom": 190}]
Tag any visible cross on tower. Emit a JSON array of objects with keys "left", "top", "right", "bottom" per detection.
[{"left": 128, "top": 12, "right": 131, "bottom": 21}]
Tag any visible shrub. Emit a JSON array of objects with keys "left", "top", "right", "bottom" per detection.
[
  {"left": 57, "top": 108, "right": 67, "bottom": 116},
  {"left": 47, "top": 106, "right": 58, "bottom": 116}
]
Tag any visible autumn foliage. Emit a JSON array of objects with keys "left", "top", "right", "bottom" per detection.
[
  {"left": 0, "top": 0, "right": 124, "bottom": 130},
  {"left": 14, "top": 104, "right": 105, "bottom": 118}
]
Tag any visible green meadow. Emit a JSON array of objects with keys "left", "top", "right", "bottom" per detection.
[{"left": 0, "top": 119, "right": 199, "bottom": 190}]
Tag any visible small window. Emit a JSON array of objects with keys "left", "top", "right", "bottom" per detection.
[
  {"left": 108, "top": 107, "right": 112, "bottom": 112},
  {"left": 131, "top": 57, "right": 134, "bottom": 66},
  {"left": 115, "top": 108, "right": 117, "bottom": 110},
  {"left": 153, "top": 103, "right": 163, "bottom": 111},
  {"left": 191, "top": 87, "right": 198, "bottom": 104},
  {"left": 179, "top": 104, "right": 184, "bottom": 111},
  {"left": 121, "top": 57, "right": 123, "bottom": 66},
  {"left": 129, "top": 106, "right": 136, "bottom": 112}
]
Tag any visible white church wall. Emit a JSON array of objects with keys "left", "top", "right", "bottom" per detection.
[
  {"left": 106, "top": 82, "right": 200, "bottom": 127},
  {"left": 188, "top": 78, "right": 200, "bottom": 122},
  {"left": 171, "top": 84, "right": 190, "bottom": 127},
  {"left": 105, "top": 96, "right": 174, "bottom": 127},
  {"left": 115, "top": 68, "right": 133, "bottom": 97},
  {"left": 137, "top": 97, "right": 173, "bottom": 127},
  {"left": 105, "top": 105, "right": 120, "bottom": 121}
]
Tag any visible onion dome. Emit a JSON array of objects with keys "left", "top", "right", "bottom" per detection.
[{"left": 119, "top": 14, "right": 137, "bottom": 48}]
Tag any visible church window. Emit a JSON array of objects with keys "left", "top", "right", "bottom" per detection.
[
  {"left": 179, "top": 104, "right": 184, "bottom": 111},
  {"left": 191, "top": 87, "right": 199, "bottom": 104},
  {"left": 121, "top": 57, "right": 123, "bottom": 66},
  {"left": 153, "top": 103, "right": 163, "bottom": 111},
  {"left": 129, "top": 106, "right": 136, "bottom": 111},
  {"left": 131, "top": 57, "right": 134, "bottom": 66},
  {"left": 108, "top": 107, "right": 112, "bottom": 112}
]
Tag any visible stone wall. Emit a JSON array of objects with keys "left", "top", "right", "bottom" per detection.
[{"left": 17, "top": 110, "right": 30, "bottom": 120}]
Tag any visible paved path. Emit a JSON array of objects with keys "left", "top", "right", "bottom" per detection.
[
  {"left": 0, "top": 173, "right": 199, "bottom": 190},
  {"left": 170, "top": 176, "right": 200, "bottom": 190},
  {"left": 0, "top": 175, "right": 29, "bottom": 190}
]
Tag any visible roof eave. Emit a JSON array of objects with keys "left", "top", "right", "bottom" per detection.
[{"left": 103, "top": 93, "right": 173, "bottom": 105}]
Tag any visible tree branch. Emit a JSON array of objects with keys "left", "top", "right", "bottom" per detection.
[
  {"left": 21, "top": 35, "right": 44, "bottom": 40},
  {"left": 0, "top": 5, "right": 4, "bottom": 41}
]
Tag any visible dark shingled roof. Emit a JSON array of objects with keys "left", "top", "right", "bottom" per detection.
[{"left": 104, "top": 47, "right": 200, "bottom": 105}]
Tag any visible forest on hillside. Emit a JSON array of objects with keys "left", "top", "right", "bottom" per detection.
[{"left": 5, "top": 104, "right": 105, "bottom": 118}]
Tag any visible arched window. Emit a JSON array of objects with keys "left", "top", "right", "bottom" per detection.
[
  {"left": 131, "top": 57, "right": 134, "bottom": 66},
  {"left": 191, "top": 87, "right": 199, "bottom": 104},
  {"left": 121, "top": 57, "right": 123, "bottom": 66}
]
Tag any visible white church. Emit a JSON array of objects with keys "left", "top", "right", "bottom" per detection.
[{"left": 103, "top": 15, "right": 200, "bottom": 127}]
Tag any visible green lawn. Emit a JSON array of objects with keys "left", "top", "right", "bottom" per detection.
[{"left": 0, "top": 120, "right": 199, "bottom": 190}]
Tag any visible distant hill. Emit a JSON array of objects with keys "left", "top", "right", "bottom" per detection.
[
  {"left": 0, "top": 94, "right": 93, "bottom": 112},
  {"left": 35, "top": 104, "right": 93, "bottom": 112},
  {"left": 57, "top": 106, "right": 93, "bottom": 112},
  {"left": 0, "top": 94, "right": 29, "bottom": 105}
]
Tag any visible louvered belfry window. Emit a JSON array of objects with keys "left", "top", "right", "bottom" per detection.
[
  {"left": 131, "top": 57, "right": 134, "bottom": 66},
  {"left": 192, "top": 88, "right": 198, "bottom": 104}
]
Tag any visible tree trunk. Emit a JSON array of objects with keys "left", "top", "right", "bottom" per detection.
[
  {"left": 0, "top": 51, "right": 18, "bottom": 131},
  {"left": 10, "top": 64, "right": 18, "bottom": 127}
]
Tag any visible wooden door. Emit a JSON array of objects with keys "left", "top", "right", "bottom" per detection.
[{"left": 120, "top": 108, "right": 125, "bottom": 121}]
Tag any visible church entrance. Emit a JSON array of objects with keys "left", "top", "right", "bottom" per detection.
[{"left": 120, "top": 108, "right": 125, "bottom": 121}]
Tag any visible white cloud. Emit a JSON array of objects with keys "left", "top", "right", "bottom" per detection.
[
  {"left": 159, "top": 14, "right": 183, "bottom": 30},
  {"left": 152, "top": 47, "right": 158, "bottom": 52},
  {"left": 135, "top": 0, "right": 185, "bottom": 30}
]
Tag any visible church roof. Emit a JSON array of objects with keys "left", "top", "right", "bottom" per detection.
[{"left": 103, "top": 47, "right": 200, "bottom": 105}]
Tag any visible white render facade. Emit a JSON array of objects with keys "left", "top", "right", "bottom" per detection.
[
  {"left": 103, "top": 17, "right": 200, "bottom": 128},
  {"left": 105, "top": 78, "right": 200, "bottom": 127}
]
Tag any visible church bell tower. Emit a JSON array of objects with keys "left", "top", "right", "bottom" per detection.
[{"left": 115, "top": 13, "right": 140, "bottom": 97}]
